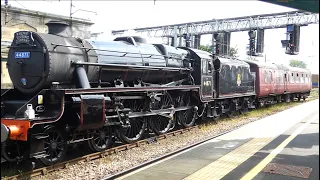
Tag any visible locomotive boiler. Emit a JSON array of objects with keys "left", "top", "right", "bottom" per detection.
[{"left": 7, "top": 21, "right": 191, "bottom": 94}]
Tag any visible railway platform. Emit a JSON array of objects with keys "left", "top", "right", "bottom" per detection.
[{"left": 115, "top": 99, "right": 319, "bottom": 180}]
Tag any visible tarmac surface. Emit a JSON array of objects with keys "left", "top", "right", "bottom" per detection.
[{"left": 115, "top": 99, "right": 319, "bottom": 180}]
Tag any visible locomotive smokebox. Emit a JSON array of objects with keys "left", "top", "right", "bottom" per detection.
[{"left": 45, "top": 20, "right": 70, "bottom": 37}]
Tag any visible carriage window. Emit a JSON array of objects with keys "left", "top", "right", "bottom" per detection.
[
  {"left": 284, "top": 73, "right": 287, "bottom": 82},
  {"left": 269, "top": 71, "right": 273, "bottom": 83},
  {"left": 290, "top": 73, "right": 294, "bottom": 83},
  {"left": 264, "top": 70, "right": 268, "bottom": 83}
]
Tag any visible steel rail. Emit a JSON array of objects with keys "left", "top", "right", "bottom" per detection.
[
  {"left": 3, "top": 100, "right": 306, "bottom": 179},
  {"left": 3, "top": 126, "right": 199, "bottom": 180},
  {"left": 103, "top": 126, "right": 238, "bottom": 180}
]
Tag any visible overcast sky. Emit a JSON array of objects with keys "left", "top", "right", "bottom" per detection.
[{"left": 2, "top": 0, "right": 319, "bottom": 73}]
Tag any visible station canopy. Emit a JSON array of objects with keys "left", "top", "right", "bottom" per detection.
[{"left": 261, "top": 0, "right": 319, "bottom": 13}]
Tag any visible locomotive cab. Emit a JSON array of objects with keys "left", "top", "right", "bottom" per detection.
[{"left": 179, "top": 47, "right": 216, "bottom": 100}]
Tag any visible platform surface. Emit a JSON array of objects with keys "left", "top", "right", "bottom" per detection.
[{"left": 116, "top": 100, "right": 319, "bottom": 180}]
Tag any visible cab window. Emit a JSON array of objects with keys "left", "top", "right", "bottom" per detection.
[{"left": 202, "top": 60, "right": 207, "bottom": 74}]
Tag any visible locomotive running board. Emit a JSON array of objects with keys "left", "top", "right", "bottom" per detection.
[{"left": 64, "top": 85, "right": 200, "bottom": 94}]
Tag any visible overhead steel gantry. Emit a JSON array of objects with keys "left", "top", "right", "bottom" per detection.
[{"left": 112, "top": 11, "right": 319, "bottom": 38}]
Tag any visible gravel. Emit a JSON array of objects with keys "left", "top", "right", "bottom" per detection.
[
  {"left": 32, "top": 115, "right": 261, "bottom": 180},
  {"left": 31, "top": 102, "right": 301, "bottom": 180}
]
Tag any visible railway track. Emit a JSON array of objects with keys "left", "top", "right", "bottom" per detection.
[
  {"left": 3, "top": 100, "right": 311, "bottom": 180},
  {"left": 104, "top": 126, "right": 238, "bottom": 180},
  {"left": 2, "top": 126, "right": 199, "bottom": 180}
]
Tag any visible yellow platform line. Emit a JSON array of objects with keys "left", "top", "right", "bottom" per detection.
[
  {"left": 240, "top": 112, "right": 318, "bottom": 180},
  {"left": 183, "top": 138, "right": 274, "bottom": 180}
]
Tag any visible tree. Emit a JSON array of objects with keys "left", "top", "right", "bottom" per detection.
[
  {"left": 200, "top": 45, "right": 212, "bottom": 53},
  {"left": 229, "top": 46, "right": 239, "bottom": 58},
  {"left": 289, "top": 59, "right": 307, "bottom": 69},
  {"left": 199, "top": 45, "right": 239, "bottom": 59}
]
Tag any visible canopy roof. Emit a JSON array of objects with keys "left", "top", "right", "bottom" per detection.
[{"left": 260, "top": 0, "right": 319, "bottom": 13}]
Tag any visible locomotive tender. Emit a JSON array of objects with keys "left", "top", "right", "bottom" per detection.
[{"left": 1, "top": 21, "right": 311, "bottom": 165}]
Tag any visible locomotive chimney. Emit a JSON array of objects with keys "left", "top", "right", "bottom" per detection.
[{"left": 45, "top": 20, "right": 70, "bottom": 37}]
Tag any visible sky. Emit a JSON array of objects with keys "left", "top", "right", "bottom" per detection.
[{"left": 2, "top": 0, "right": 319, "bottom": 74}]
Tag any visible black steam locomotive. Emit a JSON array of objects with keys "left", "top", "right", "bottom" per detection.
[{"left": 1, "top": 21, "right": 255, "bottom": 165}]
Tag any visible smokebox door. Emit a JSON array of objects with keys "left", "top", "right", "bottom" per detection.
[{"left": 8, "top": 32, "right": 46, "bottom": 90}]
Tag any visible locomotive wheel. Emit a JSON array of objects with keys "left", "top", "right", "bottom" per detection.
[
  {"left": 88, "top": 127, "right": 113, "bottom": 152},
  {"left": 178, "top": 93, "right": 196, "bottom": 128},
  {"left": 239, "top": 100, "right": 249, "bottom": 114},
  {"left": 150, "top": 92, "right": 174, "bottom": 135},
  {"left": 226, "top": 102, "right": 236, "bottom": 118},
  {"left": 180, "top": 109, "right": 196, "bottom": 127},
  {"left": 40, "top": 126, "right": 67, "bottom": 166},
  {"left": 1, "top": 142, "right": 20, "bottom": 162},
  {"left": 117, "top": 100, "right": 147, "bottom": 144},
  {"left": 226, "top": 111, "right": 234, "bottom": 118},
  {"left": 303, "top": 96, "right": 306, "bottom": 101}
]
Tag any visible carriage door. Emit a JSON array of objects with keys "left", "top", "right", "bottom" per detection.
[
  {"left": 274, "top": 70, "right": 281, "bottom": 94},
  {"left": 201, "top": 58, "right": 213, "bottom": 100},
  {"left": 284, "top": 71, "right": 288, "bottom": 92}
]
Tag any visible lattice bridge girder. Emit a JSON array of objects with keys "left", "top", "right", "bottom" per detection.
[{"left": 112, "top": 11, "right": 319, "bottom": 38}]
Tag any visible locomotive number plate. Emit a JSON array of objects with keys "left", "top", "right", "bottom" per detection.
[{"left": 15, "top": 52, "right": 30, "bottom": 59}]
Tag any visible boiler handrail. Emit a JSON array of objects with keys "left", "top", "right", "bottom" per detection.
[{"left": 51, "top": 43, "right": 193, "bottom": 62}]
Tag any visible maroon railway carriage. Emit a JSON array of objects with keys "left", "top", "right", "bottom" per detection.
[
  {"left": 286, "top": 67, "right": 312, "bottom": 96},
  {"left": 245, "top": 60, "right": 312, "bottom": 105}
]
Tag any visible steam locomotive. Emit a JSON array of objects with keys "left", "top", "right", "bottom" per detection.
[{"left": 1, "top": 20, "right": 311, "bottom": 166}]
